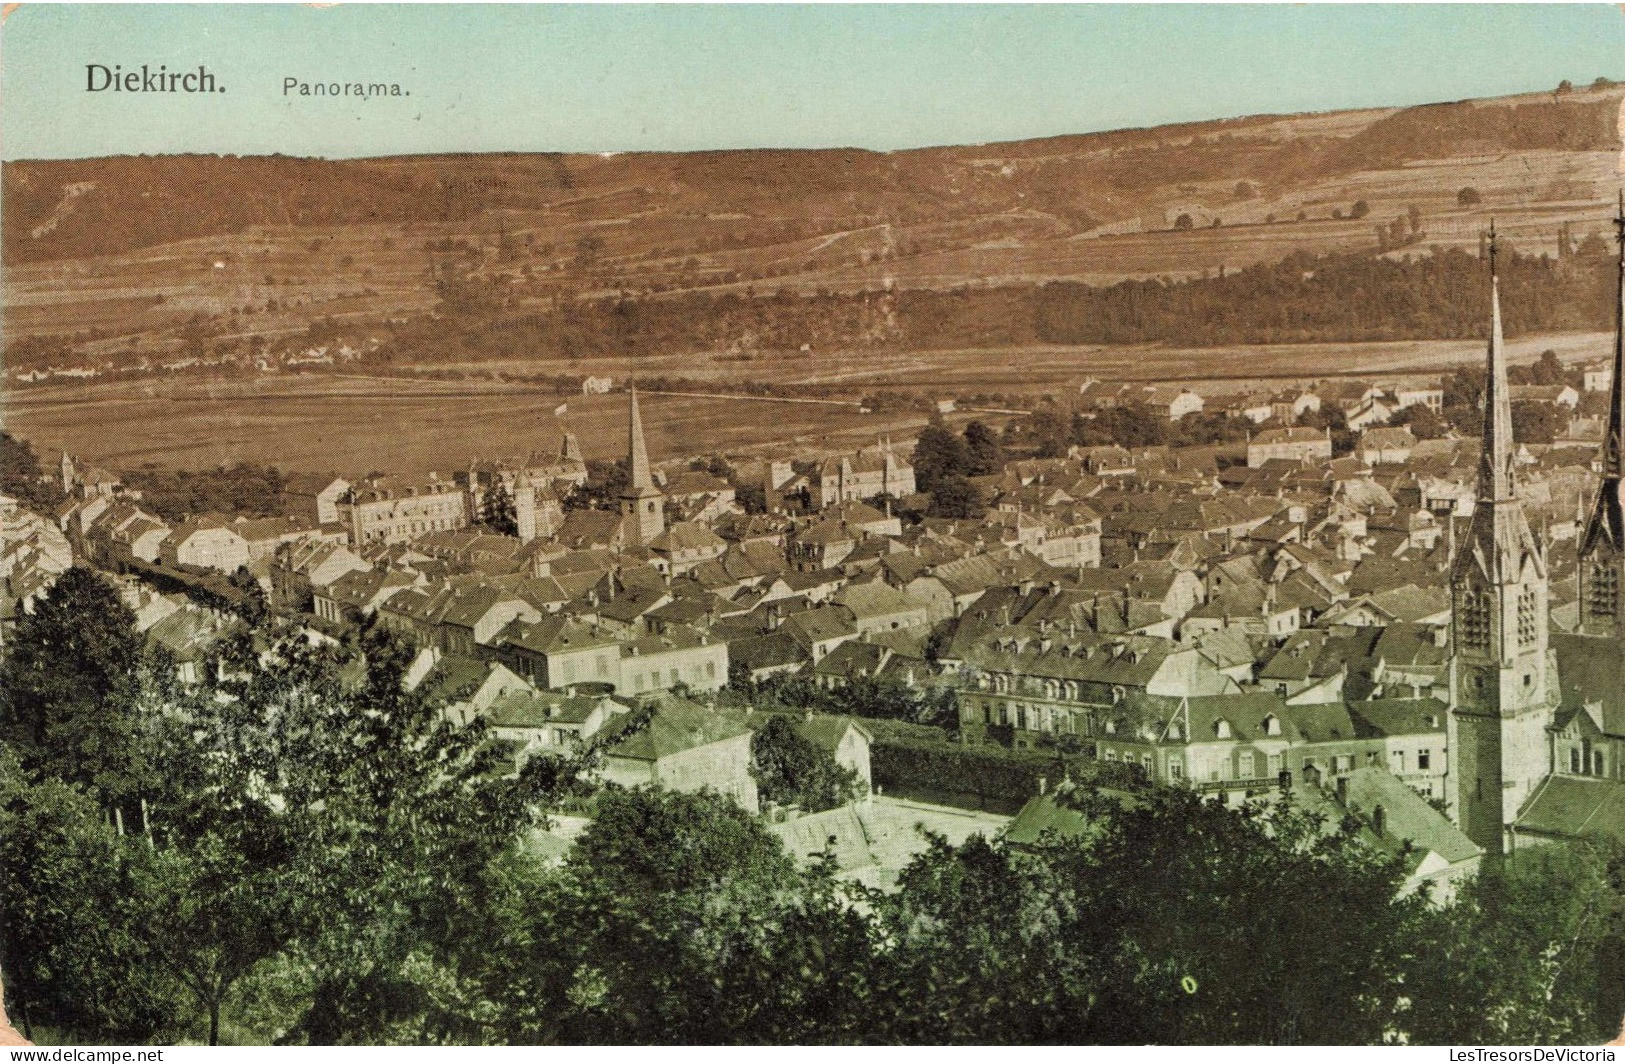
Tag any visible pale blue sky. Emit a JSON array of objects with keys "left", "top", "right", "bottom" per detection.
[{"left": 4, "top": 4, "right": 1625, "bottom": 160}]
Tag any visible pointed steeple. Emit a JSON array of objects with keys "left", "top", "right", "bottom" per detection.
[
  {"left": 1584, "top": 194, "right": 1625, "bottom": 513},
  {"left": 1578, "top": 193, "right": 1625, "bottom": 635},
  {"left": 627, "top": 384, "right": 653, "bottom": 494},
  {"left": 1478, "top": 224, "right": 1517, "bottom": 505},
  {"left": 1448, "top": 223, "right": 1554, "bottom": 858},
  {"left": 619, "top": 382, "right": 664, "bottom": 546},
  {"left": 1607, "top": 196, "right": 1625, "bottom": 472}
]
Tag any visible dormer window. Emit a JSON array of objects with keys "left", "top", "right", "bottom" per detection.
[
  {"left": 1262, "top": 714, "right": 1282, "bottom": 737},
  {"left": 1215, "top": 719, "right": 1232, "bottom": 739}
]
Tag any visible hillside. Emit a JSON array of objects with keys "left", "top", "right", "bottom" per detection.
[{"left": 3, "top": 83, "right": 1623, "bottom": 379}]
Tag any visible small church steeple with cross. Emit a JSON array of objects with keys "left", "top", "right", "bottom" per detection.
[{"left": 618, "top": 384, "right": 665, "bottom": 547}]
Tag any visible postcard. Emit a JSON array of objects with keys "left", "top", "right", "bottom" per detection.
[{"left": 3, "top": 2, "right": 1625, "bottom": 1049}]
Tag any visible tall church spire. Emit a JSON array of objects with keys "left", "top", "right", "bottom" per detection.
[
  {"left": 1478, "top": 225, "right": 1517, "bottom": 507},
  {"left": 1604, "top": 194, "right": 1625, "bottom": 478},
  {"left": 1579, "top": 194, "right": 1625, "bottom": 636},
  {"left": 1448, "top": 224, "right": 1555, "bottom": 858}
]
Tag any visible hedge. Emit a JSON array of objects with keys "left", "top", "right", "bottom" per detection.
[{"left": 871, "top": 731, "right": 1145, "bottom": 811}]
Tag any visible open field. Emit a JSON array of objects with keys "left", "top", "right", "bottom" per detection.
[
  {"left": 6, "top": 329, "right": 1612, "bottom": 477},
  {"left": 1, "top": 372, "right": 948, "bottom": 476}
]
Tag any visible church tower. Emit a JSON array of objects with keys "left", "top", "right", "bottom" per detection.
[
  {"left": 513, "top": 468, "right": 537, "bottom": 544},
  {"left": 1447, "top": 228, "right": 1555, "bottom": 856},
  {"left": 618, "top": 385, "right": 665, "bottom": 546},
  {"left": 1579, "top": 196, "right": 1625, "bottom": 639},
  {"left": 560, "top": 430, "right": 583, "bottom": 465}
]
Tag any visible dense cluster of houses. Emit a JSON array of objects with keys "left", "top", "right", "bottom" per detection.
[{"left": 10, "top": 237, "right": 1625, "bottom": 883}]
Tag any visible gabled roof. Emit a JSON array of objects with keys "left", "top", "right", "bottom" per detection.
[
  {"left": 487, "top": 690, "right": 607, "bottom": 730},
  {"left": 602, "top": 701, "right": 752, "bottom": 762},
  {"left": 782, "top": 606, "right": 858, "bottom": 647},
  {"left": 811, "top": 640, "right": 889, "bottom": 679},
  {"left": 729, "top": 631, "right": 810, "bottom": 672},
  {"left": 1004, "top": 794, "right": 1099, "bottom": 847},
  {"left": 648, "top": 521, "right": 727, "bottom": 554},
  {"left": 495, "top": 614, "right": 617, "bottom": 656},
  {"left": 831, "top": 581, "right": 924, "bottom": 620},
  {"left": 1517, "top": 775, "right": 1625, "bottom": 843},
  {"left": 1550, "top": 634, "right": 1625, "bottom": 738}
]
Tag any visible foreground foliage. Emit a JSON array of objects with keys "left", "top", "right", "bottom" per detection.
[{"left": 4, "top": 571, "right": 1625, "bottom": 1044}]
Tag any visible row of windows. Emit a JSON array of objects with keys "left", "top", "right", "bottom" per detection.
[
  {"left": 1457, "top": 586, "right": 1543, "bottom": 651},
  {"left": 1458, "top": 590, "right": 1491, "bottom": 651},
  {"left": 629, "top": 660, "right": 720, "bottom": 692},
  {"left": 1565, "top": 744, "right": 1614, "bottom": 778},
  {"left": 1515, "top": 587, "right": 1539, "bottom": 649},
  {"left": 1101, "top": 746, "right": 1399, "bottom": 785},
  {"left": 359, "top": 516, "right": 461, "bottom": 542},
  {"left": 980, "top": 700, "right": 1083, "bottom": 735},
  {"left": 979, "top": 674, "right": 1123, "bottom": 703},
  {"left": 1391, "top": 748, "right": 1434, "bottom": 772}
]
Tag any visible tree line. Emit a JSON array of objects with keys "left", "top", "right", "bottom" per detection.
[{"left": 1033, "top": 243, "right": 1617, "bottom": 347}]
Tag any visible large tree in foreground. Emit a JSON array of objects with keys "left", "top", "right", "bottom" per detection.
[
  {"left": 476, "top": 786, "right": 876, "bottom": 1044},
  {"left": 868, "top": 786, "right": 1436, "bottom": 1045},
  {"left": 0, "top": 567, "right": 152, "bottom": 810}
]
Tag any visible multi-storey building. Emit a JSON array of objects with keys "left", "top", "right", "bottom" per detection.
[{"left": 339, "top": 474, "right": 467, "bottom": 546}]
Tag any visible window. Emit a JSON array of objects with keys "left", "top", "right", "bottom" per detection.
[
  {"left": 1268, "top": 753, "right": 1282, "bottom": 776},
  {"left": 1337, "top": 754, "right": 1354, "bottom": 773},
  {"left": 1417, "top": 750, "right": 1431, "bottom": 771},
  {"left": 1458, "top": 588, "right": 1491, "bottom": 651},
  {"left": 1593, "top": 750, "right": 1605, "bottom": 776},
  {"left": 1571, "top": 747, "right": 1582, "bottom": 774},
  {"left": 1588, "top": 560, "right": 1618, "bottom": 619},
  {"left": 1371, "top": 805, "right": 1387, "bottom": 837},
  {"left": 1516, "top": 586, "right": 1538, "bottom": 649},
  {"left": 1168, "top": 759, "right": 1184, "bottom": 780}
]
